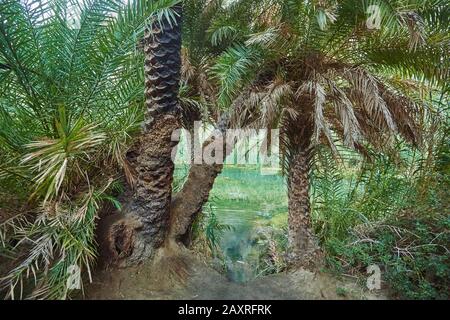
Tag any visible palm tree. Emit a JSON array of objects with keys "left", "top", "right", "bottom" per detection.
[
  {"left": 0, "top": 0, "right": 183, "bottom": 298},
  {"left": 117, "top": 2, "right": 184, "bottom": 264},
  {"left": 101, "top": 0, "right": 254, "bottom": 262},
  {"left": 106, "top": 0, "right": 243, "bottom": 262},
  {"left": 168, "top": 0, "right": 259, "bottom": 245},
  {"left": 210, "top": 0, "right": 448, "bottom": 268}
]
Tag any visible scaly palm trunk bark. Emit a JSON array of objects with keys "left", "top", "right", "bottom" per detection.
[
  {"left": 287, "top": 150, "right": 322, "bottom": 269},
  {"left": 99, "top": 5, "right": 183, "bottom": 266},
  {"left": 132, "top": 2, "right": 182, "bottom": 253},
  {"left": 283, "top": 108, "right": 322, "bottom": 269},
  {"left": 168, "top": 116, "right": 231, "bottom": 245}
]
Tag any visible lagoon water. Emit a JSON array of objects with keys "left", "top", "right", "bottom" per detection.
[{"left": 209, "top": 167, "right": 288, "bottom": 282}]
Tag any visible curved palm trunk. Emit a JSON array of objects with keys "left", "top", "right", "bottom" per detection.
[
  {"left": 169, "top": 116, "right": 231, "bottom": 245},
  {"left": 169, "top": 162, "right": 224, "bottom": 244},
  {"left": 287, "top": 150, "right": 321, "bottom": 269}
]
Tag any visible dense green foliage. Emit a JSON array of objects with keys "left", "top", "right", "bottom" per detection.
[
  {"left": 0, "top": 0, "right": 181, "bottom": 299},
  {"left": 193, "top": 0, "right": 449, "bottom": 298},
  {"left": 312, "top": 122, "right": 449, "bottom": 299},
  {"left": 0, "top": 0, "right": 448, "bottom": 300}
]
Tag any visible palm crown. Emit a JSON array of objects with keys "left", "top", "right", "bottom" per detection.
[{"left": 210, "top": 0, "right": 448, "bottom": 161}]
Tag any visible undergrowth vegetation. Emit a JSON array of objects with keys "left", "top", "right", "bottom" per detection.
[{"left": 311, "top": 123, "right": 449, "bottom": 299}]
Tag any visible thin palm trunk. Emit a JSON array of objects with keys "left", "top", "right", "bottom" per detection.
[
  {"left": 169, "top": 161, "right": 224, "bottom": 244},
  {"left": 169, "top": 115, "right": 231, "bottom": 245},
  {"left": 287, "top": 150, "right": 321, "bottom": 269}
]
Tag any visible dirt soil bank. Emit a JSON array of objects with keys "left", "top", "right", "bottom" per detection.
[{"left": 85, "top": 252, "right": 387, "bottom": 300}]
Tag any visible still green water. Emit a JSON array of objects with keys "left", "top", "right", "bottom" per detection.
[{"left": 208, "top": 166, "right": 288, "bottom": 282}]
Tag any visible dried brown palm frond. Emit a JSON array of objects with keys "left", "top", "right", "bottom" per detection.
[
  {"left": 235, "top": 56, "right": 432, "bottom": 172},
  {"left": 227, "top": 76, "right": 294, "bottom": 130},
  {"left": 378, "top": 85, "right": 423, "bottom": 146},
  {"left": 259, "top": 79, "right": 294, "bottom": 128},
  {"left": 342, "top": 67, "right": 397, "bottom": 133},
  {"left": 398, "top": 10, "right": 427, "bottom": 52},
  {"left": 229, "top": 93, "right": 255, "bottom": 129},
  {"left": 309, "top": 79, "right": 337, "bottom": 154},
  {"left": 326, "top": 78, "right": 361, "bottom": 148},
  {"left": 179, "top": 56, "right": 216, "bottom": 130},
  {"left": 228, "top": 87, "right": 263, "bottom": 129},
  {"left": 181, "top": 47, "right": 196, "bottom": 83},
  {"left": 1, "top": 180, "right": 117, "bottom": 300}
]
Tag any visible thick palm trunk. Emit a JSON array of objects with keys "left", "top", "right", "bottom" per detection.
[
  {"left": 99, "top": 5, "right": 183, "bottom": 266},
  {"left": 132, "top": 2, "right": 182, "bottom": 253},
  {"left": 287, "top": 151, "right": 321, "bottom": 269}
]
